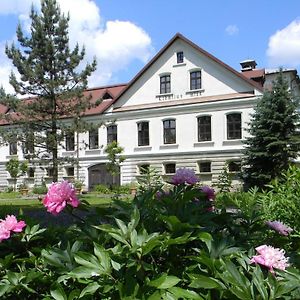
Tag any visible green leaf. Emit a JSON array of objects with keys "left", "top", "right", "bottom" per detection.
[
  {"left": 168, "top": 287, "right": 204, "bottom": 299},
  {"left": 149, "top": 274, "right": 181, "bottom": 289},
  {"left": 79, "top": 283, "right": 100, "bottom": 298},
  {"left": 50, "top": 284, "right": 67, "bottom": 300},
  {"left": 189, "top": 274, "right": 224, "bottom": 289},
  {"left": 93, "top": 243, "right": 111, "bottom": 273}
]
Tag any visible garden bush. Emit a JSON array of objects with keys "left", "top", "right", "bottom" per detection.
[{"left": 0, "top": 169, "right": 299, "bottom": 299}]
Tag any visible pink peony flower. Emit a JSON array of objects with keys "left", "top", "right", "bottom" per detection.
[
  {"left": 201, "top": 186, "right": 216, "bottom": 200},
  {"left": 0, "top": 222, "right": 11, "bottom": 242},
  {"left": 266, "top": 221, "right": 293, "bottom": 236},
  {"left": 43, "top": 180, "right": 80, "bottom": 215},
  {"left": 3, "top": 215, "right": 26, "bottom": 232},
  {"left": 0, "top": 215, "right": 26, "bottom": 242},
  {"left": 171, "top": 168, "right": 199, "bottom": 185},
  {"left": 250, "top": 244, "right": 289, "bottom": 273}
]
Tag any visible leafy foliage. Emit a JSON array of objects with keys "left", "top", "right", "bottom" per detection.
[
  {"left": 0, "top": 171, "right": 299, "bottom": 299},
  {"left": 242, "top": 71, "right": 300, "bottom": 189}
]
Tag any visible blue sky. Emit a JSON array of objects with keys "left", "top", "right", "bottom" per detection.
[{"left": 0, "top": 0, "right": 299, "bottom": 92}]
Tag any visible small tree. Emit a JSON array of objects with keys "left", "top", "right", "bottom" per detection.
[
  {"left": 216, "top": 163, "right": 232, "bottom": 193},
  {"left": 242, "top": 71, "right": 300, "bottom": 190},
  {"left": 0, "top": 0, "right": 98, "bottom": 182},
  {"left": 104, "top": 141, "right": 125, "bottom": 188},
  {"left": 6, "top": 158, "right": 28, "bottom": 191}
]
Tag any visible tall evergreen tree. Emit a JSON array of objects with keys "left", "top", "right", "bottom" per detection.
[
  {"left": 242, "top": 71, "right": 300, "bottom": 189},
  {"left": 0, "top": 0, "right": 97, "bottom": 181}
]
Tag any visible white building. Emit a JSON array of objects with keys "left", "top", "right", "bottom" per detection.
[{"left": 0, "top": 33, "right": 299, "bottom": 190}]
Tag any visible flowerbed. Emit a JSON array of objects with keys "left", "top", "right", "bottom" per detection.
[{"left": 0, "top": 167, "right": 299, "bottom": 299}]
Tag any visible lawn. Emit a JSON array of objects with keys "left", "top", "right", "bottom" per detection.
[{"left": 0, "top": 192, "right": 132, "bottom": 217}]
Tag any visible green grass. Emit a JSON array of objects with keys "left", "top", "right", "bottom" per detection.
[{"left": 0, "top": 192, "right": 132, "bottom": 208}]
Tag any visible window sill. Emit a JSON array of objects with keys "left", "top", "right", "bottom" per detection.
[
  {"left": 185, "top": 89, "right": 205, "bottom": 97},
  {"left": 6, "top": 155, "right": 18, "bottom": 159},
  {"left": 197, "top": 172, "right": 212, "bottom": 175},
  {"left": 134, "top": 146, "right": 152, "bottom": 152},
  {"left": 159, "top": 144, "right": 179, "bottom": 150},
  {"left": 85, "top": 149, "right": 101, "bottom": 155},
  {"left": 172, "top": 63, "right": 186, "bottom": 68},
  {"left": 156, "top": 93, "right": 174, "bottom": 101},
  {"left": 194, "top": 141, "right": 214, "bottom": 147},
  {"left": 62, "top": 151, "right": 75, "bottom": 157},
  {"left": 222, "top": 139, "right": 242, "bottom": 146}
]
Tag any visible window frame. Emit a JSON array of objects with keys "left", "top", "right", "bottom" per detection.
[
  {"left": 199, "top": 161, "right": 211, "bottom": 173},
  {"left": 226, "top": 113, "right": 242, "bottom": 140},
  {"left": 89, "top": 128, "right": 99, "bottom": 149},
  {"left": 164, "top": 163, "right": 176, "bottom": 174},
  {"left": 137, "top": 121, "right": 150, "bottom": 146},
  {"left": 176, "top": 51, "right": 184, "bottom": 64},
  {"left": 197, "top": 115, "right": 212, "bottom": 142},
  {"left": 190, "top": 70, "right": 202, "bottom": 90},
  {"left": 9, "top": 142, "right": 17, "bottom": 155},
  {"left": 228, "top": 161, "right": 241, "bottom": 173},
  {"left": 107, "top": 124, "right": 118, "bottom": 144},
  {"left": 65, "top": 132, "right": 75, "bottom": 151},
  {"left": 160, "top": 74, "right": 171, "bottom": 94},
  {"left": 163, "top": 119, "right": 176, "bottom": 144}
]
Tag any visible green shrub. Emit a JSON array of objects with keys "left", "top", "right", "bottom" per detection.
[
  {"left": 92, "top": 184, "right": 110, "bottom": 194},
  {"left": 261, "top": 165, "right": 300, "bottom": 232},
  {"left": 32, "top": 184, "right": 48, "bottom": 195}
]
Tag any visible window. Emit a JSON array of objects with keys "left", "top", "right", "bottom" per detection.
[
  {"left": 163, "top": 119, "right": 176, "bottom": 144},
  {"left": 190, "top": 70, "right": 201, "bottom": 90},
  {"left": 89, "top": 128, "right": 99, "bottom": 149},
  {"left": 9, "top": 142, "right": 17, "bottom": 155},
  {"left": 227, "top": 113, "right": 242, "bottom": 140},
  {"left": 165, "top": 163, "right": 176, "bottom": 174},
  {"left": 138, "top": 122, "right": 149, "bottom": 146},
  {"left": 199, "top": 162, "right": 211, "bottom": 173},
  {"left": 177, "top": 51, "right": 184, "bottom": 63},
  {"left": 107, "top": 125, "right": 117, "bottom": 144},
  {"left": 66, "top": 167, "right": 74, "bottom": 177},
  {"left": 47, "top": 167, "right": 54, "bottom": 177},
  {"left": 160, "top": 75, "right": 171, "bottom": 94},
  {"left": 65, "top": 132, "right": 75, "bottom": 151},
  {"left": 228, "top": 161, "right": 241, "bottom": 173},
  {"left": 24, "top": 133, "right": 34, "bottom": 154},
  {"left": 28, "top": 167, "right": 35, "bottom": 178},
  {"left": 139, "top": 164, "right": 150, "bottom": 175},
  {"left": 198, "top": 116, "right": 211, "bottom": 141}
]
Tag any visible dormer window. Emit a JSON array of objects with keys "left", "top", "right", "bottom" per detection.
[
  {"left": 160, "top": 74, "right": 171, "bottom": 94},
  {"left": 102, "top": 92, "right": 112, "bottom": 100},
  {"left": 177, "top": 51, "right": 184, "bottom": 64}
]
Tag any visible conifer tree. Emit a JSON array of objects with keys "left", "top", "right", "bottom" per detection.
[
  {"left": 0, "top": 0, "right": 97, "bottom": 181},
  {"left": 242, "top": 71, "right": 300, "bottom": 189}
]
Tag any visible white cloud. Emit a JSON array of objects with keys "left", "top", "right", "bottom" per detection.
[
  {"left": 225, "top": 25, "right": 239, "bottom": 36},
  {"left": 0, "top": 0, "right": 153, "bottom": 92},
  {"left": 267, "top": 19, "right": 300, "bottom": 67}
]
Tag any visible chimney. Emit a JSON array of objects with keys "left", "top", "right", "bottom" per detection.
[{"left": 240, "top": 59, "right": 257, "bottom": 72}]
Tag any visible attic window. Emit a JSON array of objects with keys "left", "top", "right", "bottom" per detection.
[
  {"left": 177, "top": 51, "right": 184, "bottom": 64},
  {"left": 6, "top": 108, "right": 15, "bottom": 114},
  {"left": 102, "top": 92, "right": 112, "bottom": 100}
]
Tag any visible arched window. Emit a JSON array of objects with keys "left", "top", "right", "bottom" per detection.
[
  {"left": 163, "top": 119, "right": 176, "bottom": 144},
  {"left": 227, "top": 113, "right": 241, "bottom": 140}
]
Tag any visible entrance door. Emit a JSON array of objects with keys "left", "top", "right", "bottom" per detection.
[{"left": 88, "top": 164, "right": 120, "bottom": 190}]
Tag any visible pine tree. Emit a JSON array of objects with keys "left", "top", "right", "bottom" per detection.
[
  {"left": 242, "top": 71, "right": 300, "bottom": 189},
  {"left": 0, "top": 0, "right": 97, "bottom": 181}
]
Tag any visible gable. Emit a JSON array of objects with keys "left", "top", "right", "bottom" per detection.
[{"left": 112, "top": 34, "right": 262, "bottom": 110}]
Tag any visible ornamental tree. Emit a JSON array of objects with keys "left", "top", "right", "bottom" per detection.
[
  {"left": 0, "top": 0, "right": 98, "bottom": 182},
  {"left": 242, "top": 71, "right": 300, "bottom": 189}
]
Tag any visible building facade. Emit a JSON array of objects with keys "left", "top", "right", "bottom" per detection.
[{"left": 0, "top": 33, "right": 298, "bottom": 190}]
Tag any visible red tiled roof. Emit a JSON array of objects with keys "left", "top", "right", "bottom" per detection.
[
  {"left": 0, "top": 83, "right": 127, "bottom": 125},
  {"left": 242, "top": 69, "right": 265, "bottom": 79}
]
